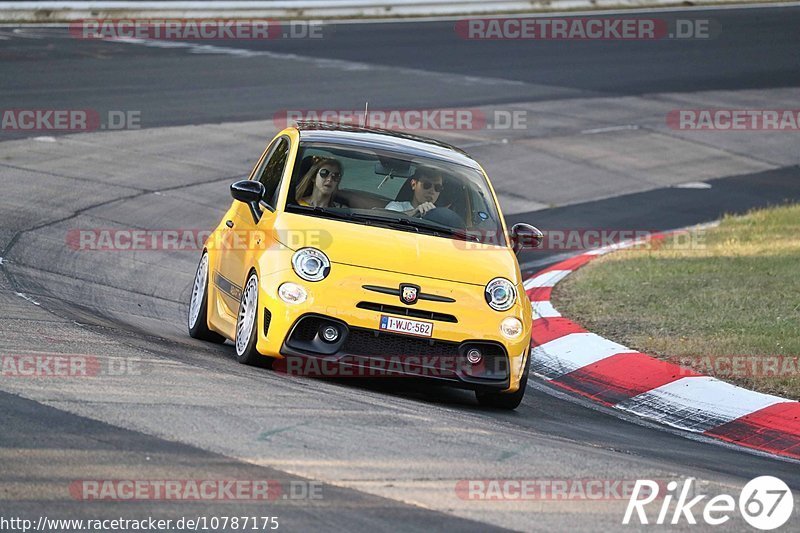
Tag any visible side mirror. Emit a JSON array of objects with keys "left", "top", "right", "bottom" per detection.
[
  {"left": 230, "top": 180, "right": 264, "bottom": 204},
  {"left": 230, "top": 180, "right": 265, "bottom": 222},
  {"left": 511, "top": 223, "right": 543, "bottom": 255}
]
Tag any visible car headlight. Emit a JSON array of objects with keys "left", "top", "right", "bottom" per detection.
[
  {"left": 291, "top": 248, "right": 330, "bottom": 282},
  {"left": 485, "top": 277, "right": 516, "bottom": 311}
]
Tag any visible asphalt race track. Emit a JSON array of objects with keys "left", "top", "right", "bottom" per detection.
[{"left": 1, "top": 5, "right": 800, "bottom": 532}]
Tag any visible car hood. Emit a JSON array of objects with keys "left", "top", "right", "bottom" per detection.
[{"left": 274, "top": 213, "right": 520, "bottom": 286}]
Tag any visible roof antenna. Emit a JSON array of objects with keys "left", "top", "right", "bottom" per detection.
[{"left": 362, "top": 101, "right": 369, "bottom": 128}]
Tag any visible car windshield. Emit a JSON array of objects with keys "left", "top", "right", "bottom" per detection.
[{"left": 284, "top": 141, "right": 506, "bottom": 246}]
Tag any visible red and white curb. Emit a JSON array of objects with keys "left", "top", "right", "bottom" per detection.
[{"left": 525, "top": 232, "right": 800, "bottom": 460}]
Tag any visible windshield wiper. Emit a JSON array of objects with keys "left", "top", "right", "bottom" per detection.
[
  {"left": 394, "top": 217, "right": 482, "bottom": 242},
  {"left": 348, "top": 212, "right": 480, "bottom": 241},
  {"left": 288, "top": 206, "right": 481, "bottom": 242},
  {"left": 345, "top": 212, "right": 424, "bottom": 234},
  {"left": 286, "top": 204, "right": 366, "bottom": 224},
  {"left": 287, "top": 206, "right": 428, "bottom": 235}
]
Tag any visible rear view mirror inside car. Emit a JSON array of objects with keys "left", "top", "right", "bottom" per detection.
[{"left": 375, "top": 159, "right": 413, "bottom": 178}]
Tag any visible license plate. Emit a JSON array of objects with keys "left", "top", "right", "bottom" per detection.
[{"left": 379, "top": 315, "right": 433, "bottom": 338}]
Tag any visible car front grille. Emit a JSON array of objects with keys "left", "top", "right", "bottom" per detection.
[
  {"left": 356, "top": 301, "right": 458, "bottom": 323},
  {"left": 342, "top": 328, "right": 460, "bottom": 358}
]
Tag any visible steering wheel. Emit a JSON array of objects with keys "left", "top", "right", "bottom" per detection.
[{"left": 420, "top": 207, "right": 466, "bottom": 229}]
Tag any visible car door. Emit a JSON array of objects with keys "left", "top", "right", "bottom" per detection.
[{"left": 214, "top": 136, "right": 291, "bottom": 319}]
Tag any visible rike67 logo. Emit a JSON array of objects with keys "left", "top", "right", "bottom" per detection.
[{"left": 624, "top": 476, "right": 794, "bottom": 530}]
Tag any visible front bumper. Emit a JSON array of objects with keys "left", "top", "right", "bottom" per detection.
[
  {"left": 279, "top": 313, "right": 514, "bottom": 391},
  {"left": 254, "top": 262, "right": 531, "bottom": 392}
]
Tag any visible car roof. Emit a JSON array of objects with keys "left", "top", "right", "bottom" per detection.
[{"left": 294, "top": 121, "right": 482, "bottom": 171}]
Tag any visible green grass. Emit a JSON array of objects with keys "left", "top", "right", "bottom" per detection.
[{"left": 552, "top": 204, "right": 800, "bottom": 400}]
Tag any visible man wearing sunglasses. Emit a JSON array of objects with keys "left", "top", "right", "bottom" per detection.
[{"left": 385, "top": 167, "right": 444, "bottom": 217}]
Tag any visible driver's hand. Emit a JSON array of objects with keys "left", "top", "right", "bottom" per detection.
[{"left": 414, "top": 202, "right": 437, "bottom": 216}]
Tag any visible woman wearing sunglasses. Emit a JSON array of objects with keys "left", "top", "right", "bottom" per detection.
[
  {"left": 295, "top": 158, "right": 346, "bottom": 208},
  {"left": 385, "top": 167, "right": 444, "bottom": 217}
]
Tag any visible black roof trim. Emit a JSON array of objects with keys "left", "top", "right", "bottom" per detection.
[{"left": 294, "top": 121, "right": 468, "bottom": 156}]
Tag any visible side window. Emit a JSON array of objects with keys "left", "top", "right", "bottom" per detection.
[{"left": 256, "top": 137, "right": 290, "bottom": 209}]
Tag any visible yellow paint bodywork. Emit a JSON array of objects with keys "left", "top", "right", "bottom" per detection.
[{"left": 203, "top": 127, "right": 532, "bottom": 393}]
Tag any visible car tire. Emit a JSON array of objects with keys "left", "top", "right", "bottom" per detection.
[
  {"left": 475, "top": 352, "right": 529, "bottom": 410},
  {"left": 234, "top": 270, "right": 272, "bottom": 368},
  {"left": 188, "top": 251, "right": 226, "bottom": 344}
]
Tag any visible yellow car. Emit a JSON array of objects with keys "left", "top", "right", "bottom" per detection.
[{"left": 188, "top": 122, "right": 542, "bottom": 409}]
